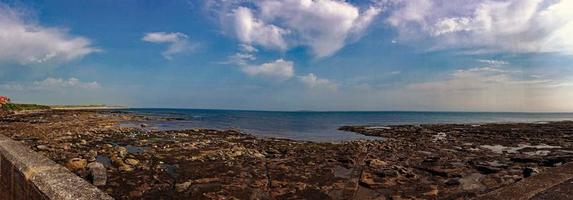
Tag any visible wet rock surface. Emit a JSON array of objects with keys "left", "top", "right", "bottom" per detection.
[{"left": 1, "top": 110, "right": 573, "bottom": 199}]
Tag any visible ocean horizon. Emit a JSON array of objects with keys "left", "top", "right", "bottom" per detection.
[{"left": 121, "top": 108, "right": 573, "bottom": 142}]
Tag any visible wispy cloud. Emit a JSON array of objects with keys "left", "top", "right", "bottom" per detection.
[
  {"left": 477, "top": 59, "right": 509, "bottom": 66},
  {"left": 402, "top": 64, "right": 573, "bottom": 111},
  {"left": 1, "top": 77, "right": 100, "bottom": 91},
  {"left": 0, "top": 4, "right": 98, "bottom": 65},
  {"left": 142, "top": 32, "right": 195, "bottom": 60}
]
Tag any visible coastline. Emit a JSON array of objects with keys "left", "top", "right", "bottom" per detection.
[
  {"left": 51, "top": 106, "right": 126, "bottom": 110},
  {"left": 1, "top": 109, "right": 572, "bottom": 199}
]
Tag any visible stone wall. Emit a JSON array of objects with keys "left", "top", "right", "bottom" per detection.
[{"left": 0, "top": 134, "right": 112, "bottom": 200}]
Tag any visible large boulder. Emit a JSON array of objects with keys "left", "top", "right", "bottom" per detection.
[{"left": 87, "top": 162, "right": 107, "bottom": 186}]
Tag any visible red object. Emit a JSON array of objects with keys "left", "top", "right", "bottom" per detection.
[{"left": 0, "top": 96, "right": 10, "bottom": 104}]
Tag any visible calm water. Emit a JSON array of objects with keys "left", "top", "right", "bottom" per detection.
[{"left": 121, "top": 108, "right": 573, "bottom": 142}]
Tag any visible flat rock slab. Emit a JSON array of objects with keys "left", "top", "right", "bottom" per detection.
[
  {"left": 478, "top": 162, "right": 573, "bottom": 200},
  {"left": 531, "top": 179, "right": 573, "bottom": 200}
]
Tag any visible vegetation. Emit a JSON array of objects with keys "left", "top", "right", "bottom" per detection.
[
  {"left": 51, "top": 104, "right": 108, "bottom": 108},
  {"left": 1, "top": 103, "right": 51, "bottom": 112}
]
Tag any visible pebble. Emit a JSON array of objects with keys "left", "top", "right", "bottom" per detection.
[
  {"left": 119, "top": 164, "right": 134, "bottom": 172},
  {"left": 125, "top": 158, "right": 140, "bottom": 166},
  {"left": 36, "top": 145, "right": 49, "bottom": 151},
  {"left": 65, "top": 158, "right": 87, "bottom": 171},
  {"left": 115, "top": 146, "right": 128, "bottom": 158},
  {"left": 176, "top": 181, "right": 193, "bottom": 192}
]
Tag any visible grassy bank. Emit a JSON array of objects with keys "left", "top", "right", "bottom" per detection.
[{"left": 1, "top": 103, "right": 51, "bottom": 112}]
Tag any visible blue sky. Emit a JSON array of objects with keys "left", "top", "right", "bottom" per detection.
[{"left": 1, "top": 0, "right": 573, "bottom": 111}]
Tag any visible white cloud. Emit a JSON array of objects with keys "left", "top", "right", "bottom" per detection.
[
  {"left": 0, "top": 4, "right": 98, "bottom": 65},
  {"left": 477, "top": 59, "right": 508, "bottom": 66},
  {"left": 258, "top": 0, "right": 381, "bottom": 57},
  {"left": 222, "top": 44, "right": 258, "bottom": 66},
  {"left": 229, "top": 52, "right": 257, "bottom": 65},
  {"left": 239, "top": 44, "right": 258, "bottom": 53},
  {"left": 1, "top": 77, "right": 100, "bottom": 91},
  {"left": 234, "top": 7, "right": 288, "bottom": 50},
  {"left": 33, "top": 77, "right": 101, "bottom": 90},
  {"left": 216, "top": 0, "right": 381, "bottom": 58},
  {"left": 298, "top": 73, "right": 338, "bottom": 91},
  {"left": 241, "top": 59, "right": 295, "bottom": 81},
  {"left": 142, "top": 32, "right": 194, "bottom": 59},
  {"left": 387, "top": 0, "right": 573, "bottom": 54}
]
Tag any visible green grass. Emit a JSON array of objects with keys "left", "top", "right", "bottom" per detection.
[{"left": 1, "top": 103, "right": 51, "bottom": 112}]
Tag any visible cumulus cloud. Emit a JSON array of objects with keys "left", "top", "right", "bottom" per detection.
[
  {"left": 0, "top": 4, "right": 98, "bottom": 65},
  {"left": 142, "top": 32, "right": 194, "bottom": 59},
  {"left": 234, "top": 7, "right": 288, "bottom": 50},
  {"left": 387, "top": 0, "right": 573, "bottom": 54},
  {"left": 241, "top": 59, "right": 295, "bottom": 81},
  {"left": 1, "top": 77, "right": 100, "bottom": 91},
  {"left": 298, "top": 73, "right": 338, "bottom": 91},
  {"left": 213, "top": 0, "right": 381, "bottom": 58}
]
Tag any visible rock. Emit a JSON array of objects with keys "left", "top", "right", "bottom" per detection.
[
  {"left": 511, "top": 155, "right": 542, "bottom": 163},
  {"left": 541, "top": 155, "right": 573, "bottom": 166},
  {"left": 459, "top": 173, "right": 486, "bottom": 191},
  {"left": 251, "top": 151, "right": 266, "bottom": 158},
  {"left": 367, "top": 159, "right": 388, "bottom": 168},
  {"left": 444, "top": 178, "right": 461, "bottom": 186},
  {"left": 119, "top": 164, "right": 134, "bottom": 172},
  {"left": 432, "top": 132, "right": 447, "bottom": 142},
  {"left": 125, "top": 158, "right": 140, "bottom": 166},
  {"left": 423, "top": 155, "right": 440, "bottom": 163},
  {"left": 87, "top": 162, "right": 107, "bottom": 186},
  {"left": 80, "top": 139, "right": 88, "bottom": 145},
  {"left": 176, "top": 181, "right": 193, "bottom": 192},
  {"left": 473, "top": 164, "right": 502, "bottom": 174},
  {"left": 375, "top": 169, "right": 399, "bottom": 177},
  {"left": 87, "top": 150, "right": 98, "bottom": 162},
  {"left": 416, "top": 166, "right": 449, "bottom": 177},
  {"left": 523, "top": 167, "right": 539, "bottom": 178},
  {"left": 115, "top": 146, "right": 128, "bottom": 158},
  {"left": 65, "top": 158, "right": 87, "bottom": 171},
  {"left": 194, "top": 177, "right": 220, "bottom": 184},
  {"left": 359, "top": 171, "right": 381, "bottom": 188},
  {"left": 36, "top": 145, "right": 49, "bottom": 151},
  {"left": 501, "top": 175, "right": 521, "bottom": 185},
  {"left": 61, "top": 143, "right": 71, "bottom": 150},
  {"left": 111, "top": 156, "right": 125, "bottom": 167},
  {"left": 423, "top": 185, "right": 439, "bottom": 196},
  {"left": 140, "top": 123, "right": 148, "bottom": 127},
  {"left": 393, "top": 165, "right": 416, "bottom": 178}
]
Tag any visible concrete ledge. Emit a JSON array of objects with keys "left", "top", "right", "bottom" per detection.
[
  {"left": 478, "top": 162, "right": 573, "bottom": 200},
  {"left": 0, "top": 134, "right": 113, "bottom": 200}
]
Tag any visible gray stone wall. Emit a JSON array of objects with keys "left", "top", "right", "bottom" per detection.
[{"left": 0, "top": 134, "right": 113, "bottom": 200}]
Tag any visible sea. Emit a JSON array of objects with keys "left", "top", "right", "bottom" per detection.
[{"left": 121, "top": 108, "right": 573, "bottom": 142}]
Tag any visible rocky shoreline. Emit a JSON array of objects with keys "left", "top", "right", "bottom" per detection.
[{"left": 1, "top": 110, "right": 573, "bottom": 199}]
